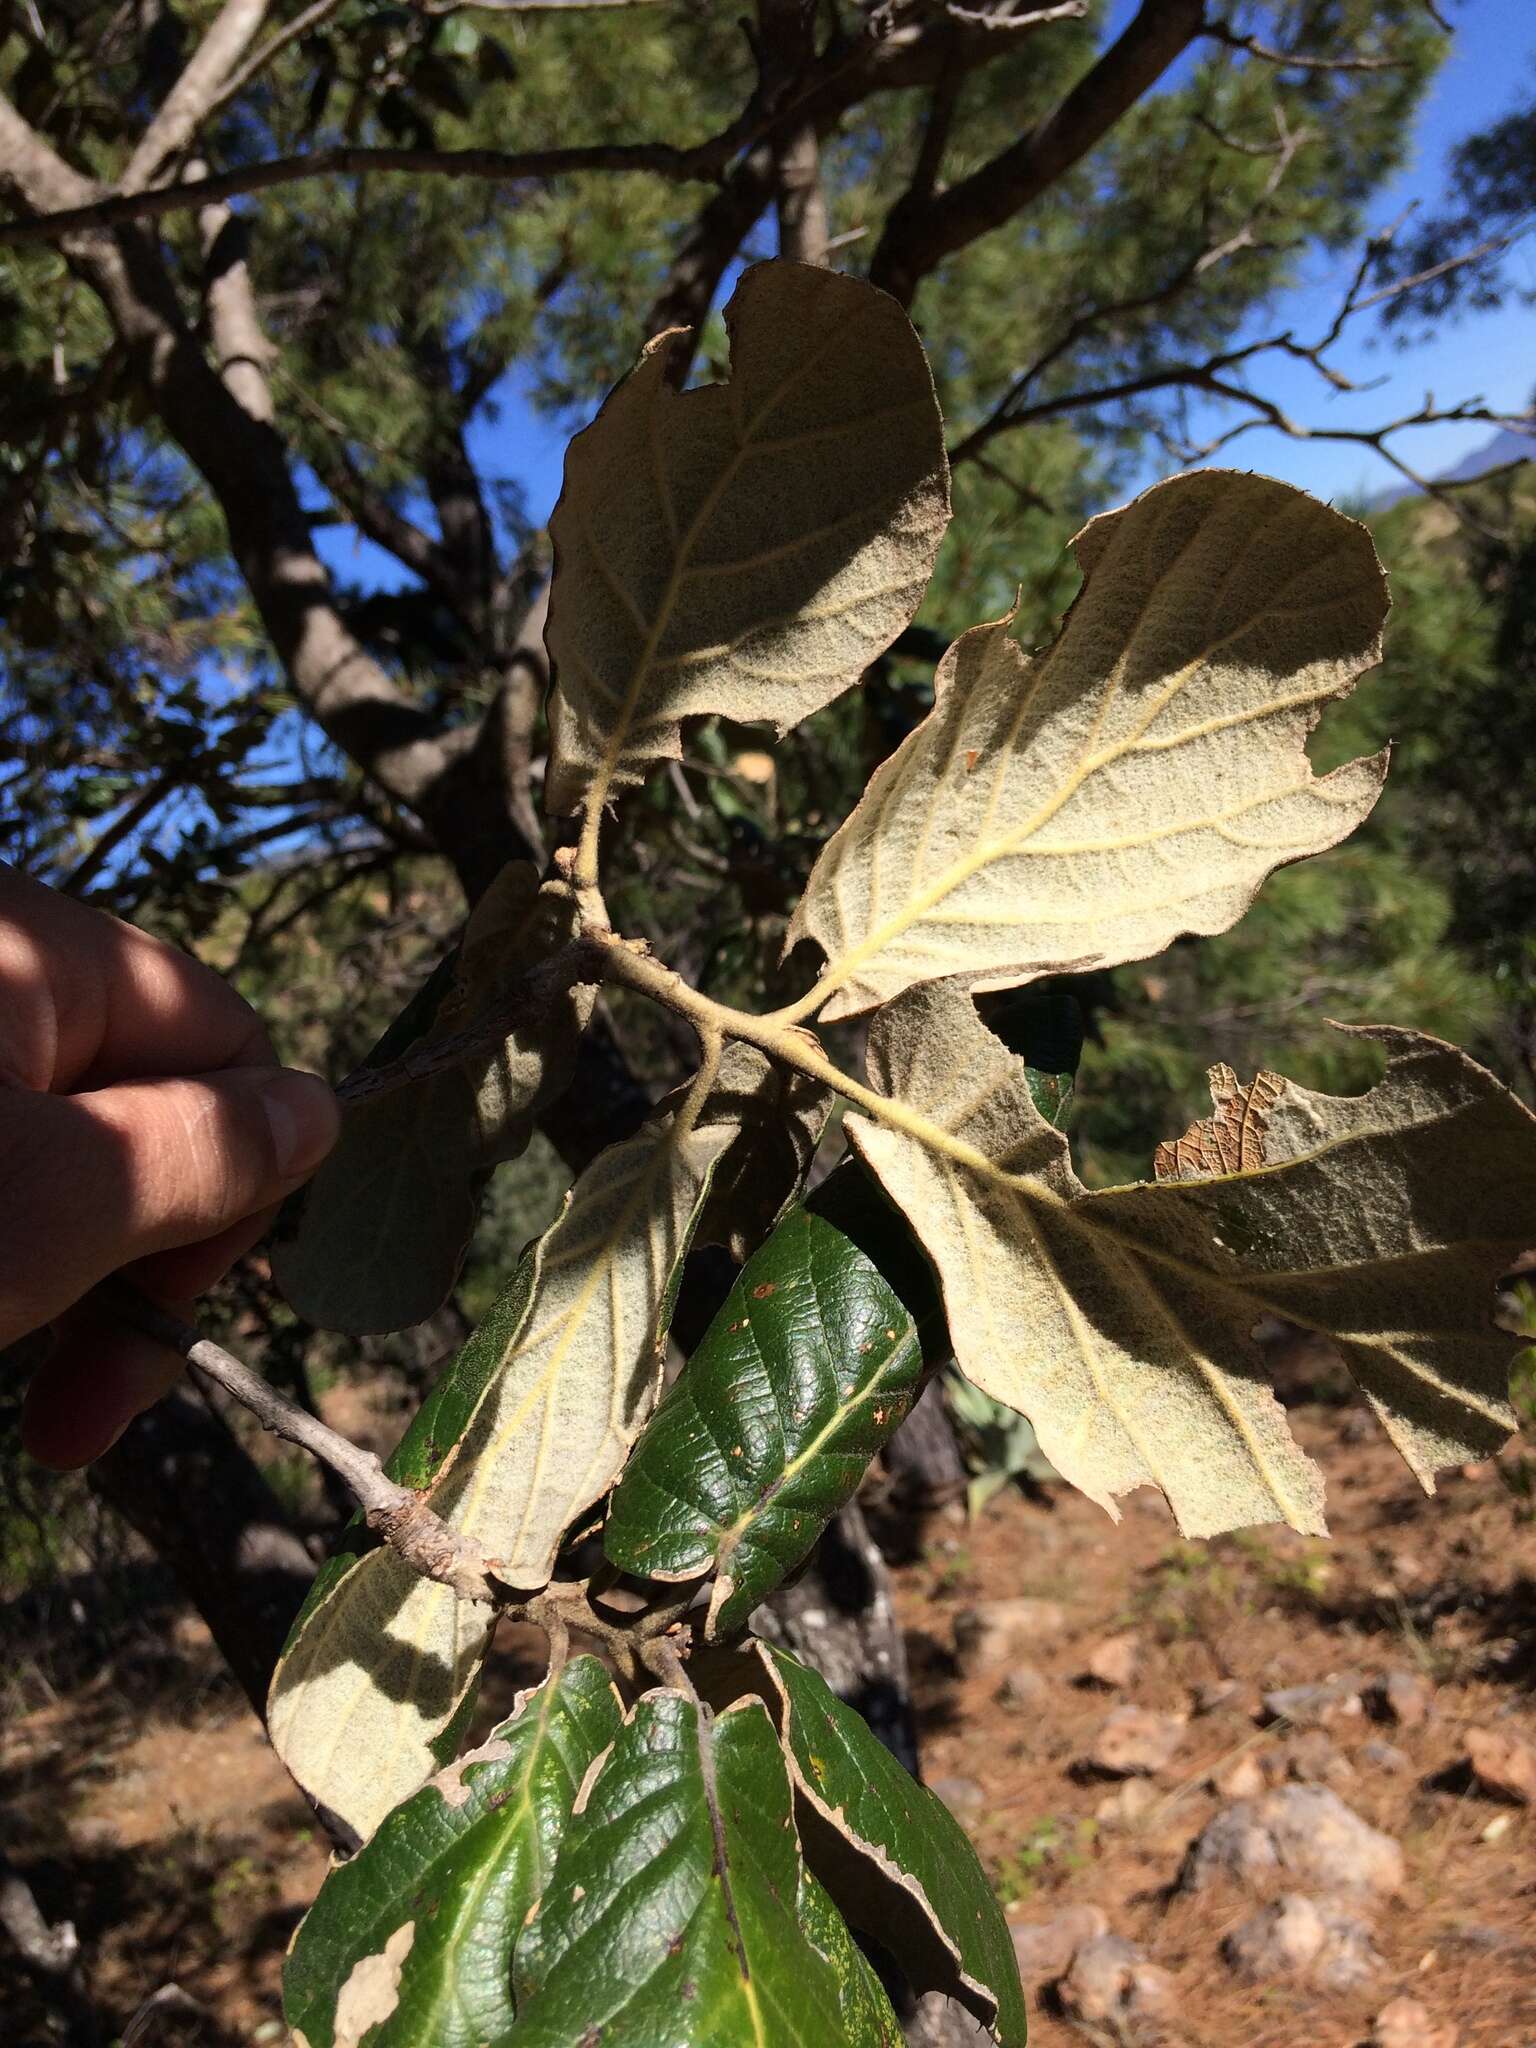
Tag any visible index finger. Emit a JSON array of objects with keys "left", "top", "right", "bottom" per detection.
[{"left": 0, "top": 866, "right": 272, "bottom": 1093}]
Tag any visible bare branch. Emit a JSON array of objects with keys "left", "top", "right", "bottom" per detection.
[
  {"left": 1202, "top": 18, "right": 1408, "bottom": 73},
  {"left": 97, "top": 1281, "right": 504, "bottom": 1602},
  {"left": 944, "top": 0, "right": 1086, "bottom": 27},
  {"left": 424, "top": 0, "right": 666, "bottom": 10},
  {"left": 0, "top": 136, "right": 723, "bottom": 247},
  {"left": 121, "top": 0, "right": 271, "bottom": 194},
  {"left": 205, "top": 0, "right": 350, "bottom": 123},
  {"left": 870, "top": 0, "right": 1205, "bottom": 307}
]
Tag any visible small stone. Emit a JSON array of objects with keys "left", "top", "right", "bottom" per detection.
[
  {"left": 1183, "top": 1785, "right": 1404, "bottom": 1900},
  {"left": 1223, "top": 1893, "right": 1380, "bottom": 1990},
  {"left": 1095, "top": 1778, "right": 1159, "bottom": 1831},
  {"left": 1193, "top": 1679, "right": 1241, "bottom": 1716},
  {"left": 1361, "top": 1740, "right": 1411, "bottom": 1775},
  {"left": 1369, "top": 1670, "right": 1433, "bottom": 1730},
  {"left": 1261, "top": 1677, "right": 1364, "bottom": 1729},
  {"left": 1370, "top": 1994, "right": 1460, "bottom": 2048},
  {"left": 1213, "top": 1753, "right": 1269, "bottom": 1801},
  {"left": 1058, "top": 1935, "right": 1173, "bottom": 2029},
  {"left": 930, "top": 1775, "right": 985, "bottom": 1821},
  {"left": 1009, "top": 1904, "right": 1109, "bottom": 1983},
  {"left": 1084, "top": 1632, "right": 1140, "bottom": 1689},
  {"left": 1466, "top": 1726, "right": 1536, "bottom": 1805},
  {"left": 953, "top": 1597, "right": 1068, "bottom": 1674},
  {"left": 1283, "top": 1729, "right": 1355, "bottom": 1786},
  {"left": 1089, "top": 1704, "right": 1186, "bottom": 1777},
  {"left": 995, "top": 1665, "right": 1049, "bottom": 1710}
]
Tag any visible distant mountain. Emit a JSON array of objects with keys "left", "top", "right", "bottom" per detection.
[{"left": 1374, "top": 425, "right": 1536, "bottom": 508}]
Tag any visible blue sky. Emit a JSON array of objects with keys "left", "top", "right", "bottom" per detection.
[{"left": 314, "top": 0, "right": 1536, "bottom": 596}]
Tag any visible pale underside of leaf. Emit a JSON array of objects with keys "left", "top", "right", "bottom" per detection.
[
  {"left": 269, "top": 1108, "right": 729, "bottom": 1840},
  {"left": 544, "top": 260, "right": 950, "bottom": 817},
  {"left": 787, "top": 468, "right": 1390, "bottom": 1021},
  {"left": 849, "top": 979, "right": 1535, "bottom": 1539},
  {"left": 425, "top": 1107, "right": 733, "bottom": 1593},
  {"left": 268, "top": 1547, "right": 496, "bottom": 1844}
]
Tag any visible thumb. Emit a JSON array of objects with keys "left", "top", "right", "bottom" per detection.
[{"left": 0, "top": 1065, "right": 338, "bottom": 1339}]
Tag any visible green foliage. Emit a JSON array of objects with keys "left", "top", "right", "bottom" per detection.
[
  {"left": 254, "top": 275, "right": 1536, "bottom": 2041},
  {"left": 603, "top": 1198, "right": 925, "bottom": 1639}
]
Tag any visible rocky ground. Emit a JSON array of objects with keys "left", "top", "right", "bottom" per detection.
[
  {"left": 884, "top": 1404, "right": 1536, "bottom": 2048},
  {"left": 3, "top": 1396, "right": 1535, "bottom": 2045}
]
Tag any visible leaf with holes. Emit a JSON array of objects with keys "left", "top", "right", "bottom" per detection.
[
  {"left": 850, "top": 978, "right": 1536, "bottom": 1539},
  {"left": 544, "top": 260, "right": 949, "bottom": 818},
  {"left": 704, "top": 1640, "right": 1027, "bottom": 2045},
  {"left": 509, "top": 1689, "right": 875, "bottom": 2044},
  {"left": 274, "top": 863, "right": 595, "bottom": 1333},
  {"left": 787, "top": 469, "right": 1388, "bottom": 1021},
  {"left": 269, "top": 1102, "right": 729, "bottom": 1841},
  {"left": 604, "top": 1180, "right": 926, "bottom": 1640},
  {"left": 284, "top": 1657, "right": 624, "bottom": 2048}
]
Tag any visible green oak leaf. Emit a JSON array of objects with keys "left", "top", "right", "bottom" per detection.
[
  {"left": 706, "top": 1640, "right": 1027, "bottom": 2046},
  {"left": 603, "top": 1200, "right": 924, "bottom": 1640},
  {"left": 509, "top": 1690, "right": 877, "bottom": 2045},
  {"left": 283, "top": 1657, "right": 624, "bottom": 2048},
  {"left": 797, "top": 1867, "right": 903, "bottom": 2045}
]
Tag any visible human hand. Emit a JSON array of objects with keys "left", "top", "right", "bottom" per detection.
[{"left": 1, "top": 867, "right": 339, "bottom": 1467}]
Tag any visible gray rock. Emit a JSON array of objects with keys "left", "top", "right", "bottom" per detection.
[
  {"left": 1009, "top": 1903, "right": 1109, "bottom": 1983},
  {"left": 1282, "top": 1729, "right": 1355, "bottom": 1786},
  {"left": 1466, "top": 1725, "right": 1536, "bottom": 1805},
  {"left": 1361, "top": 1739, "right": 1411, "bottom": 1775},
  {"left": 1183, "top": 1785, "right": 1404, "bottom": 1900},
  {"left": 1084, "top": 1631, "right": 1140, "bottom": 1689},
  {"left": 930, "top": 1775, "right": 985, "bottom": 1821},
  {"left": 1369, "top": 1669, "right": 1433, "bottom": 1729},
  {"left": 1192, "top": 1678, "right": 1242, "bottom": 1716},
  {"left": 1095, "top": 1778, "right": 1159, "bottom": 1831},
  {"left": 953, "top": 1597, "right": 1067, "bottom": 1674},
  {"left": 995, "top": 1665, "right": 1050, "bottom": 1710},
  {"left": 1088, "top": 1704, "right": 1186, "bottom": 1777},
  {"left": 1260, "top": 1676, "right": 1364, "bottom": 1729},
  {"left": 1223, "top": 1892, "right": 1380, "bottom": 1989},
  {"left": 1058, "top": 1934, "right": 1174, "bottom": 2030}
]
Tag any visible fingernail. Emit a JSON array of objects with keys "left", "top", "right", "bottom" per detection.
[{"left": 260, "top": 1069, "right": 340, "bottom": 1179}]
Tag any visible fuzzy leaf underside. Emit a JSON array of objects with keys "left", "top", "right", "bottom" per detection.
[
  {"left": 787, "top": 469, "right": 1389, "bottom": 1021},
  {"left": 544, "top": 260, "right": 950, "bottom": 816},
  {"left": 273, "top": 864, "right": 594, "bottom": 1334},
  {"left": 284, "top": 1658, "right": 624, "bottom": 2048},
  {"left": 508, "top": 1691, "right": 870, "bottom": 2045},
  {"left": 603, "top": 1203, "right": 924, "bottom": 1639},
  {"left": 850, "top": 978, "right": 1534, "bottom": 1540},
  {"left": 711, "top": 1641, "right": 1027, "bottom": 2046},
  {"left": 269, "top": 1107, "right": 729, "bottom": 1841}
]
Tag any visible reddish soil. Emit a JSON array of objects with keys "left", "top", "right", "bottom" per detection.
[{"left": 3, "top": 1400, "right": 1533, "bottom": 2047}]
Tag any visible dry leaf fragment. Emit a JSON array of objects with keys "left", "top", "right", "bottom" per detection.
[{"left": 1153, "top": 1063, "right": 1285, "bottom": 1179}]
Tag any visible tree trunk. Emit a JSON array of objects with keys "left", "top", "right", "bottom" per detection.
[{"left": 89, "top": 1385, "right": 316, "bottom": 1718}]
